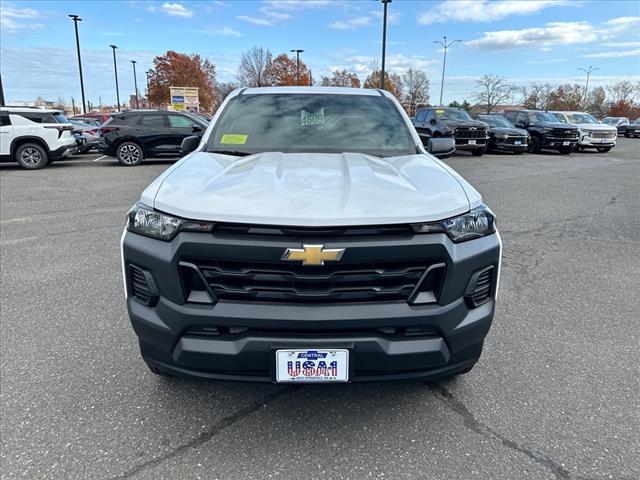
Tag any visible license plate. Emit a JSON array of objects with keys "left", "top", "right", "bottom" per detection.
[
  {"left": 562, "top": 141, "right": 570, "bottom": 146},
  {"left": 514, "top": 140, "right": 522, "bottom": 145},
  {"left": 468, "top": 139, "right": 476, "bottom": 145},
  {"left": 275, "top": 349, "right": 349, "bottom": 383}
]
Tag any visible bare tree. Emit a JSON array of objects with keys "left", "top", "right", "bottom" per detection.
[
  {"left": 213, "top": 81, "right": 239, "bottom": 111},
  {"left": 237, "top": 47, "right": 273, "bottom": 87},
  {"left": 606, "top": 80, "right": 636, "bottom": 104},
  {"left": 522, "top": 82, "right": 553, "bottom": 110},
  {"left": 474, "top": 74, "right": 516, "bottom": 113},
  {"left": 402, "top": 69, "right": 430, "bottom": 116}
]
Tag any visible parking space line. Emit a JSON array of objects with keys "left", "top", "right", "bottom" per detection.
[
  {"left": 0, "top": 217, "right": 31, "bottom": 224},
  {"left": 93, "top": 155, "right": 108, "bottom": 162}
]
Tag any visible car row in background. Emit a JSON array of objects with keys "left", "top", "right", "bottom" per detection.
[
  {"left": 602, "top": 117, "right": 640, "bottom": 137},
  {"left": 98, "top": 110, "right": 209, "bottom": 166}
]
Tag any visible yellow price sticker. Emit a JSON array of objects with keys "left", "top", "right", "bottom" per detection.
[
  {"left": 220, "top": 134, "right": 248, "bottom": 145},
  {"left": 436, "top": 109, "right": 445, "bottom": 113}
]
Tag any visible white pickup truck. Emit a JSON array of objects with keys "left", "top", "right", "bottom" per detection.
[
  {"left": 121, "top": 87, "right": 502, "bottom": 383},
  {"left": 550, "top": 111, "right": 617, "bottom": 152}
]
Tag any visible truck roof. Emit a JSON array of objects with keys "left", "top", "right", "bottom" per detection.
[{"left": 240, "top": 86, "right": 387, "bottom": 97}]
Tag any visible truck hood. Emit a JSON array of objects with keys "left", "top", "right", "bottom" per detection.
[
  {"left": 571, "top": 123, "right": 616, "bottom": 131},
  {"left": 490, "top": 127, "right": 529, "bottom": 136},
  {"left": 143, "top": 151, "right": 478, "bottom": 226},
  {"left": 441, "top": 119, "right": 488, "bottom": 129}
]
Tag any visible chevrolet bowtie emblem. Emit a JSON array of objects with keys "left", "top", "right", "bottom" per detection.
[{"left": 282, "top": 244, "right": 345, "bottom": 266}]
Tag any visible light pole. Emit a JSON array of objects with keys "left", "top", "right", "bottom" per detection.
[
  {"left": 380, "top": 0, "right": 391, "bottom": 89},
  {"left": 131, "top": 60, "right": 139, "bottom": 109},
  {"left": 434, "top": 36, "right": 461, "bottom": 106},
  {"left": 69, "top": 15, "right": 86, "bottom": 114},
  {"left": 145, "top": 70, "right": 152, "bottom": 108},
  {"left": 579, "top": 65, "right": 598, "bottom": 105},
  {"left": 0, "top": 74, "right": 5, "bottom": 106},
  {"left": 290, "top": 49, "right": 304, "bottom": 85},
  {"left": 109, "top": 45, "right": 121, "bottom": 112}
]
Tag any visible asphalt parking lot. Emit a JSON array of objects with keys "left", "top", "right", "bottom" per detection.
[{"left": 1, "top": 140, "right": 639, "bottom": 480}]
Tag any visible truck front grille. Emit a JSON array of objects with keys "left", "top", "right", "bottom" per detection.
[
  {"left": 551, "top": 128, "right": 579, "bottom": 139},
  {"left": 591, "top": 131, "right": 616, "bottom": 139},
  {"left": 184, "top": 259, "right": 431, "bottom": 303},
  {"left": 454, "top": 127, "right": 487, "bottom": 139}
]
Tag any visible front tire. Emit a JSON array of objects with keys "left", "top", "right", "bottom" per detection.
[
  {"left": 471, "top": 147, "right": 486, "bottom": 157},
  {"left": 528, "top": 136, "right": 541, "bottom": 153},
  {"left": 117, "top": 141, "right": 143, "bottom": 166},
  {"left": 15, "top": 143, "right": 49, "bottom": 169}
]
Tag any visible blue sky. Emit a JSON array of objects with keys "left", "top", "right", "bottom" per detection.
[{"left": 1, "top": 0, "right": 639, "bottom": 105}]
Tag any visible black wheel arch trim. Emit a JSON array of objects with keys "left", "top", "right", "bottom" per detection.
[{"left": 10, "top": 136, "right": 51, "bottom": 156}]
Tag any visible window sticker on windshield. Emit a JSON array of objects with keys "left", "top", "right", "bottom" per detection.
[
  {"left": 436, "top": 109, "right": 445, "bottom": 113},
  {"left": 301, "top": 108, "right": 324, "bottom": 126},
  {"left": 220, "top": 134, "right": 248, "bottom": 145}
]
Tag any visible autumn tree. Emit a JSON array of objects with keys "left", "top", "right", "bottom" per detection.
[
  {"left": 320, "top": 69, "right": 361, "bottom": 88},
  {"left": 522, "top": 83, "right": 553, "bottom": 110},
  {"left": 147, "top": 51, "right": 216, "bottom": 111},
  {"left": 606, "top": 80, "right": 636, "bottom": 104},
  {"left": 402, "top": 69, "right": 429, "bottom": 116},
  {"left": 546, "top": 84, "right": 584, "bottom": 111},
  {"left": 237, "top": 47, "right": 273, "bottom": 87},
  {"left": 364, "top": 70, "right": 403, "bottom": 98},
  {"left": 584, "top": 86, "right": 606, "bottom": 116},
  {"left": 474, "top": 74, "right": 516, "bottom": 114},
  {"left": 267, "top": 53, "right": 311, "bottom": 86}
]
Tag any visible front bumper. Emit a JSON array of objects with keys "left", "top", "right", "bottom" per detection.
[
  {"left": 492, "top": 137, "right": 528, "bottom": 152},
  {"left": 122, "top": 229, "right": 501, "bottom": 382},
  {"left": 454, "top": 138, "right": 488, "bottom": 151},
  {"left": 542, "top": 137, "right": 578, "bottom": 149}
]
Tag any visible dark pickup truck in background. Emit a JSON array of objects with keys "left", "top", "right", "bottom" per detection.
[
  {"left": 502, "top": 109, "right": 579, "bottom": 154},
  {"left": 412, "top": 107, "right": 489, "bottom": 156},
  {"left": 475, "top": 114, "right": 529, "bottom": 154}
]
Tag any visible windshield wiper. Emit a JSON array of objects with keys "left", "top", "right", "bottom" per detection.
[{"left": 208, "top": 150, "right": 251, "bottom": 157}]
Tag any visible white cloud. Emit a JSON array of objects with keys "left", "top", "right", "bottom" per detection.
[
  {"left": 160, "top": 2, "right": 193, "bottom": 18},
  {"left": 263, "top": 0, "right": 333, "bottom": 10},
  {"left": 418, "top": 0, "right": 571, "bottom": 25},
  {"left": 599, "top": 16, "right": 640, "bottom": 39},
  {"left": 582, "top": 49, "right": 640, "bottom": 58},
  {"left": 329, "top": 16, "right": 372, "bottom": 30},
  {"left": 193, "top": 26, "right": 243, "bottom": 37},
  {"left": 0, "top": 6, "right": 44, "bottom": 33},
  {"left": 371, "top": 10, "right": 401, "bottom": 25},
  {"left": 237, "top": 7, "right": 293, "bottom": 26},
  {"left": 525, "top": 58, "right": 568, "bottom": 64},
  {"left": 237, "top": 15, "right": 274, "bottom": 26},
  {"left": 602, "top": 41, "right": 640, "bottom": 48},
  {"left": 467, "top": 22, "right": 597, "bottom": 50}
]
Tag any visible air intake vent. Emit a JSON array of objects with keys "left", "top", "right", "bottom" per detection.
[
  {"left": 129, "top": 264, "right": 159, "bottom": 306},
  {"left": 465, "top": 266, "right": 495, "bottom": 308}
]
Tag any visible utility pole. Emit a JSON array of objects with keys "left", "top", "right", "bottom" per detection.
[
  {"left": 69, "top": 15, "right": 86, "bottom": 114},
  {"left": 99, "top": 96, "right": 102, "bottom": 110},
  {"left": 110, "top": 45, "right": 121, "bottom": 112},
  {"left": 579, "top": 65, "right": 598, "bottom": 105},
  {"left": 145, "top": 70, "right": 152, "bottom": 108},
  {"left": 0, "top": 74, "right": 5, "bottom": 106},
  {"left": 290, "top": 49, "right": 304, "bottom": 85},
  {"left": 71, "top": 97, "right": 76, "bottom": 115},
  {"left": 434, "top": 36, "right": 461, "bottom": 106},
  {"left": 380, "top": 0, "right": 391, "bottom": 89},
  {"left": 131, "top": 60, "right": 139, "bottom": 109}
]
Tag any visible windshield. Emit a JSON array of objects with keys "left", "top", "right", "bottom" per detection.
[
  {"left": 53, "top": 113, "right": 69, "bottom": 124},
  {"left": 207, "top": 94, "right": 414, "bottom": 157},
  {"left": 527, "top": 112, "right": 559, "bottom": 123},
  {"left": 478, "top": 116, "right": 513, "bottom": 128},
  {"left": 564, "top": 113, "right": 597, "bottom": 124},
  {"left": 434, "top": 109, "right": 472, "bottom": 122}
]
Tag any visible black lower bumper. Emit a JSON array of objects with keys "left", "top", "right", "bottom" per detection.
[
  {"left": 455, "top": 139, "right": 488, "bottom": 151},
  {"left": 123, "top": 229, "right": 501, "bottom": 382}
]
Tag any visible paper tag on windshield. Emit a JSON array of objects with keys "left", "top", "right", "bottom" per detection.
[
  {"left": 301, "top": 108, "right": 324, "bottom": 126},
  {"left": 220, "top": 134, "right": 248, "bottom": 145}
]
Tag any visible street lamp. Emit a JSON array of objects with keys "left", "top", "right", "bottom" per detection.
[
  {"left": 131, "top": 60, "right": 139, "bottom": 109},
  {"left": 0, "top": 74, "right": 5, "bottom": 107},
  {"left": 69, "top": 14, "right": 86, "bottom": 114},
  {"left": 109, "top": 45, "right": 121, "bottom": 112},
  {"left": 290, "top": 49, "right": 304, "bottom": 86},
  {"left": 145, "top": 70, "right": 153, "bottom": 108},
  {"left": 578, "top": 65, "right": 598, "bottom": 105},
  {"left": 380, "top": 0, "right": 391, "bottom": 90},
  {"left": 434, "top": 36, "right": 461, "bottom": 106}
]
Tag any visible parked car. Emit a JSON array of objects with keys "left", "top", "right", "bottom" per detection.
[
  {"left": 550, "top": 111, "right": 617, "bottom": 152},
  {"left": 69, "top": 119, "right": 100, "bottom": 154},
  {"left": 98, "top": 110, "right": 209, "bottom": 166},
  {"left": 0, "top": 107, "right": 76, "bottom": 169},
  {"left": 603, "top": 117, "right": 640, "bottom": 137},
  {"left": 502, "top": 109, "right": 579, "bottom": 154},
  {"left": 122, "top": 86, "right": 502, "bottom": 383},
  {"left": 76, "top": 112, "right": 112, "bottom": 125},
  {"left": 71, "top": 116, "right": 101, "bottom": 127},
  {"left": 413, "top": 107, "right": 489, "bottom": 156},
  {"left": 475, "top": 114, "right": 529, "bottom": 154}
]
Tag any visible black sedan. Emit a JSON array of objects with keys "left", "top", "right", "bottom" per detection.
[{"left": 475, "top": 114, "right": 530, "bottom": 153}]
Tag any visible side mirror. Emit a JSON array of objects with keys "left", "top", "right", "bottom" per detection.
[
  {"left": 426, "top": 137, "right": 455, "bottom": 159},
  {"left": 181, "top": 135, "right": 201, "bottom": 154},
  {"left": 192, "top": 124, "right": 203, "bottom": 132},
  {"left": 515, "top": 122, "right": 527, "bottom": 128},
  {"left": 429, "top": 119, "right": 437, "bottom": 126}
]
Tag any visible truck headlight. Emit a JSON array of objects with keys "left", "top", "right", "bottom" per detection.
[
  {"left": 412, "top": 205, "right": 496, "bottom": 243},
  {"left": 126, "top": 203, "right": 214, "bottom": 241}
]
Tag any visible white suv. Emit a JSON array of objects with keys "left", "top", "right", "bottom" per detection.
[
  {"left": 550, "top": 111, "right": 617, "bottom": 153},
  {"left": 0, "top": 107, "right": 77, "bottom": 169}
]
